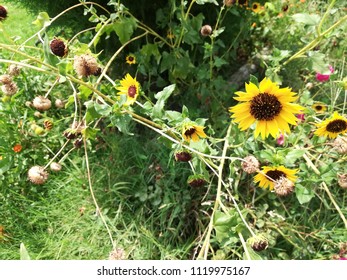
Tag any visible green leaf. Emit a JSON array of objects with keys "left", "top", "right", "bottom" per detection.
[
  {"left": 292, "top": 13, "right": 320, "bottom": 26},
  {"left": 196, "top": 0, "right": 219, "bottom": 5},
  {"left": 249, "top": 75, "right": 259, "bottom": 86},
  {"left": 295, "top": 184, "right": 315, "bottom": 204},
  {"left": 140, "top": 44, "right": 161, "bottom": 65},
  {"left": 32, "top": 12, "right": 51, "bottom": 29},
  {"left": 214, "top": 57, "right": 228, "bottom": 68},
  {"left": 307, "top": 51, "right": 329, "bottom": 73},
  {"left": 94, "top": 102, "right": 112, "bottom": 117},
  {"left": 285, "top": 149, "right": 306, "bottom": 165},
  {"left": 110, "top": 113, "right": 133, "bottom": 135},
  {"left": 81, "top": 127, "right": 99, "bottom": 140},
  {"left": 153, "top": 84, "right": 176, "bottom": 119},
  {"left": 112, "top": 17, "right": 137, "bottom": 44},
  {"left": 20, "top": 243, "right": 31, "bottom": 260},
  {"left": 0, "top": 155, "right": 12, "bottom": 175},
  {"left": 78, "top": 85, "right": 93, "bottom": 100}
]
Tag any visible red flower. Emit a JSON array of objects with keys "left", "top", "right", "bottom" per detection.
[{"left": 13, "top": 144, "right": 22, "bottom": 153}]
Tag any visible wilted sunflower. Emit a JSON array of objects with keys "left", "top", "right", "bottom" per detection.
[
  {"left": 116, "top": 74, "right": 140, "bottom": 106},
  {"left": 182, "top": 123, "right": 207, "bottom": 142},
  {"left": 0, "top": 5, "right": 7, "bottom": 21},
  {"left": 254, "top": 166, "right": 298, "bottom": 190},
  {"left": 312, "top": 103, "right": 327, "bottom": 113},
  {"left": 251, "top": 2, "right": 261, "bottom": 13},
  {"left": 314, "top": 111, "right": 347, "bottom": 139},
  {"left": 229, "top": 78, "right": 303, "bottom": 139},
  {"left": 126, "top": 54, "right": 136, "bottom": 65}
]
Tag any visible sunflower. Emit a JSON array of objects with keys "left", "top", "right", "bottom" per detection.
[
  {"left": 251, "top": 2, "right": 261, "bottom": 13},
  {"left": 229, "top": 77, "right": 303, "bottom": 139},
  {"left": 254, "top": 166, "right": 298, "bottom": 190},
  {"left": 116, "top": 74, "right": 140, "bottom": 106},
  {"left": 314, "top": 111, "right": 347, "bottom": 139},
  {"left": 312, "top": 103, "right": 327, "bottom": 113},
  {"left": 182, "top": 123, "right": 207, "bottom": 142},
  {"left": 125, "top": 54, "right": 136, "bottom": 65}
]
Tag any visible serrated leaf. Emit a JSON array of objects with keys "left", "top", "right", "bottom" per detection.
[
  {"left": 32, "top": 12, "right": 51, "bottom": 29},
  {"left": 112, "top": 17, "right": 137, "bottom": 44},
  {"left": 110, "top": 114, "right": 133, "bottom": 135},
  {"left": 295, "top": 184, "right": 315, "bottom": 204},
  {"left": 20, "top": 243, "right": 31, "bottom": 260},
  {"left": 94, "top": 102, "right": 112, "bottom": 117}
]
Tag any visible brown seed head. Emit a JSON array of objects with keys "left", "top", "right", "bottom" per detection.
[
  {"left": 175, "top": 150, "right": 192, "bottom": 162},
  {"left": 32, "top": 96, "right": 52, "bottom": 111},
  {"left": 109, "top": 248, "right": 126, "bottom": 260},
  {"left": 274, "top": 177, "right": 295, "bottom": 196},
  {"left": 333, "top": 136, "right": 347, "bottom": 155},
  {"left": 50, "top": 38, "right": 68, "bottom": 57},
  {"left": 241, "top": 155, "right": 260, "bottom": 174},
  {"left": 200, "top": 25, "right": 213, "bottom": 36},
  {"left": 337, "top": 174, "right": 347, "bottom": 189},
  {"left": 50, "top": 162, "right": 62, "bottom": 172},
  {"left": 55, "top": 99, "right": 65, "bottom": 109},
  {"left": 73, "top": 54, "right": 99, "bottom": 77},
  {"left": 248, "top": 235, "right": 269, "bottom": 252},
  {"left": 0, "top": 74, "right": 12, "bottom": 84},
  {"left": 28, "top": 166, "right": 49, "bottom": 185},
  {"left": 8, "top": 64, "right": 21, "bottom": 76},
  {"left": 1, "top": 82, "right": 18, "bottom": 96},
  {"left": 0, "top": 5, "right": 7, "bottom": 21}
]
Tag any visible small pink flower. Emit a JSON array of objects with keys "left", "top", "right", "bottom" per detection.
[
  {"left": 277, "top": 133, "right": 285, "bottom": 146},
  {"left": 316, "top": 65, "right": 334, "bottom": 82},
  {"left": 339, "top": 257, "right": 347, "bottom": 260},
  {"left": 296, "top": 114, "right": 305, "bottom": 123}
]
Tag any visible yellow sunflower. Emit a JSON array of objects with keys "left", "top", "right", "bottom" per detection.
[
  {"left": 312, "top": 103, "right": 327, "bottom": 113},
  {"left": 314, "top": 111, "right": 347, "bottom": 139},
  {"left": 229, "top": 77, "right": 303, "bottom": 139},
  {"left": 254, "top": 166, "right": 298, "bottom": 190},
  {"left": 182, "top": 123, "right": 207, "bottom": 142},
  {"left": 116, "top": 74, "right": 140, "bottom": 106},
  {"left": 125, "top": 54, "right": 136, "bottom": 65},
  {"left": 251, "top": 2, "right": 261, "bottom": 13}
]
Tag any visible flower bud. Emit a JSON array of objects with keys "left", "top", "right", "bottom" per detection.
[
  {"left": 337, "top": 174, "right": 347, "bottom": 189},
  {"left": 187, "top": 174, "right": 208, "bottom": 187},
  {"left": 50, "top": 162, "right": 62, "bottom": 172},
  {"left": 55, "top": 99, "right": 65, "bottom": 109}
]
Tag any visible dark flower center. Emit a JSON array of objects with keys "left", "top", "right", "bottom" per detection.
[
  {"left": 282, "top": 4, "right": 289, "bottom": 12},
  {"left": 250, "top": 93, "right": 283, "bottom": 121},
  {"left": 128, "top": 85, "right": 137, "bottom": 98},
  {"left": 315, "top": 105, "right": 323, "bottom": 111},
  {"left": 326, "top": 120, "right": 347, "bottom": 133},
  {"left": 128, "top": 56, "right": 134, "bottom": 62},
  {"left": 184, "top": 127, "right": 196, "bottom": 137},
  {"left": 266, "top": 170, "right": 286, "bottom": 181},
  {"left": 252, "top": 4, "right": 258, "bottom": 9},
  {"left": 238, "top": 0, "right": 247, "bottom": 5},
  {"left": 0, "top": 6, "right": 7, "bottom": 20}
]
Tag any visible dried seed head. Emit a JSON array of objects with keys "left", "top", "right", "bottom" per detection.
[
  {"left": 74, "top": 138, "right": 83, "bottom": 148},
  {"left": 187, "top": 175, "right": 208, "bottom": 188},
  {"left": 337, "top": 174, "right": 347, "bottom": 189},
  {"left": 248, "top": 234, "right": 268, "bottom": 252},
  {"left": 241, "top": 155, "right": 260, "bottom": 174},
  {"left": 8, "top": 64, "right": 21, "bottom": 76},
  {"left": 333, "top": 136, "right": 347, "bottom": 155},
  {"left": 273, "top": 177, "right": 295, "bottom": 196},
  {"left": 28, "top": 166, "right": 49, "bottom": 185},
  {"left": 305, "top": 82, "right": 314, "bottom": 90},
  {"left": 0, "top": 74, "right": 12, "bottom": 84},
  {"left": 1, "top": 82, "right": 18, "bottom": 96},
  {"left": 0, "top": 5, "right": 7, "bottom": 21},
  {"left": 50, "top": 38, "right": 68, "bottom": 57},
  {"left": 25, "top": 101, "right": 33, "bottom": 107},
  {"left": 109, "top": 248, "right": 126, "bottom": 260},
  {"left": 63, "top": 128, "right": 78, "bottom": 140},
  {"left": 174, "top": 150, "right": 192, "bottom": 162},
  {"left": 55, "top": 99, "right": 65, "bottom": 109},
  {"left": 32, "top": 96, "right": 52, "bottom": 111},
  {"left": 33, "top": 111, "right": 42, "bottom": 118},
  {"left": 71, "top": 120, "right": 85, "bottom": 134},
  {"left": 50, "top": 162, "right": 62, "bottom": 172},
  {"left": 200, "top": 25, "right": 213, "bottom": 36},
  {"left": 73, "top": 54, "right": 99, "bottom": 77}
]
